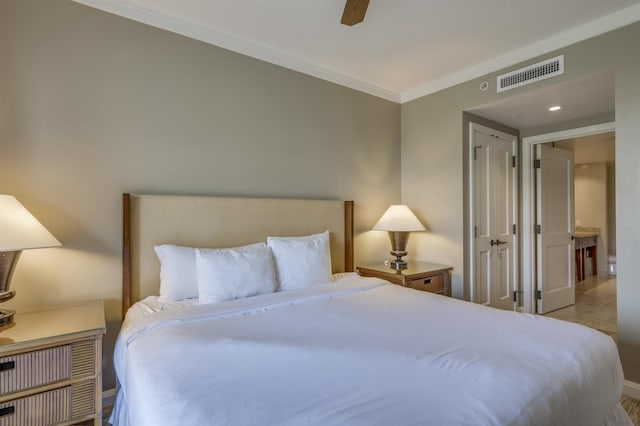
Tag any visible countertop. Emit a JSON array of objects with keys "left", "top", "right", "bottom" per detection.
[{"left": 575, "top": 227, "right": 600, "bottom": 238}]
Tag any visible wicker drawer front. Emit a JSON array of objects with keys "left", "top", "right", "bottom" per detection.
[
  {"left": 409, "top": 274, "right": 445, "bottom": 293},
  {"left": 0, "top": 387, "right": 71, "bottom": 426},
  {"left": 0, "top": 379, "right": 95, "bottom": 426},
  {"left": 0, "top": 346, "right": 71, "bottom": 395}
]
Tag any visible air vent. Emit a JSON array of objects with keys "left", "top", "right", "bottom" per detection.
[{"left": 497, "top": 55, "right": 564, "bottom": 93}]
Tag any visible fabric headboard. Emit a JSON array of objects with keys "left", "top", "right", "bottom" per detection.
[{"left": 122, "top": 194, "right": 354, "bottom": 317}]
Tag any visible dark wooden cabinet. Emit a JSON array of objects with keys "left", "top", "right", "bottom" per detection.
[{"left": 357, "top": 262, "right": 452, "bottom": 297}]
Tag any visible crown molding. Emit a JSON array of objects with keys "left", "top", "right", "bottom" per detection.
[{"left": 73, "top": 0, "right": 640, "bottom": 105}]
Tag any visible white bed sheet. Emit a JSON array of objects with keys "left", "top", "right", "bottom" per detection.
[{"left": 112, "top": 277, "right": 630, "bottom": 426}]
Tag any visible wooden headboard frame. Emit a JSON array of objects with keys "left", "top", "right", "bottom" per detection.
[{"left": 122, "top": 193, "right": 354, "bottom": 318}]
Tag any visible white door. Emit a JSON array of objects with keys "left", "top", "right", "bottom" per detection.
[
  {"left": 471, "top": 123, "right": 518, "bottom": 310},
  {"left": 535, "top": 144, "right": 575, "bottom": 314}
]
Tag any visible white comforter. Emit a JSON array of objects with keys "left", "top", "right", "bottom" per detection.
[{"left": 112, "top": 277, "right": 628, "bottom": 426}]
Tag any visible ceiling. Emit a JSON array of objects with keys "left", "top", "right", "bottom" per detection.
[
  {"left": 555, "top": 132, "right": 615, "bottom": 164},
  {"left": 74, "top": 0, "right": 640, "bottom": 103},
  {"left": 468, "top": 72, "right": 615, "bottom": 130}
]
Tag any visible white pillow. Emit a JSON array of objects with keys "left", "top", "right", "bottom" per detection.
[
  {"left": 154, "top": 244, "right": 199, "bottom": 302},
  {"left": 154, "top": 242, "right": 265, "bottom": 302},
  {"left": 196, "top": 243, "right": 277, "bottom": 304},
  {"left": 267, "top": 230, "right": 332, "bottom": 291}
]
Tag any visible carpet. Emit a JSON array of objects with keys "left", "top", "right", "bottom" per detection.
[{"left": 622, "top": 395, "right": 640, "bottom": 426}]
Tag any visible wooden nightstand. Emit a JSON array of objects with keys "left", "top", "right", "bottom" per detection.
[
  {"left": 357, "top": 262, "right": 453, "bottom": 297},
  {"left": 0, "top": 300, "right": 105, "bottom": 426}
]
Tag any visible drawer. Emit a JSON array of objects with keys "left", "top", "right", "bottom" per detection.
[
  {"left": 0, "top": 386, "right": 70, "bottom": 426},
  {"left": 0, "top": 340, "right": 95, "bottom": 396},
  {"left": 0, "top": 346, "right": 71, "bottom": 395},
  {"left": 409, "top": 274, "right": 445, "bottom": 293},
  {"left": 0, "top": 380, "right": 96, "bottom": 426}
]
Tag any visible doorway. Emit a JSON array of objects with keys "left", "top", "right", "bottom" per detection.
[
  {"left": 542, "top": 131, "right": 617, "bottom": 338},
  {"left": 522, "top": 122, "right": 615, "bottom": 313}
]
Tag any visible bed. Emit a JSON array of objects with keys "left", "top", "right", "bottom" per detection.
[{"left": 111, "top": 194, "right": 631, "bottom": 426}]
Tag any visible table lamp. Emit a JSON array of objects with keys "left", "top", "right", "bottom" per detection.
[
  {"left": 373, "top": 205, "right": 425, "bottom": 270},
  {"left": 0, "top": 195, "right": 61, "bottom": 328}
]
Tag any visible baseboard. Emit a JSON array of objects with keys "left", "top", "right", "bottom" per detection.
[
  {"left": 103, "top": 388, "right": 117, "bottom": 408},
  {"left": 623, "top": 380, "right": 640, "bottom": 400}
]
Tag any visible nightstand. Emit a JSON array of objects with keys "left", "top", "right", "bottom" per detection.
[
  {"left": 0, "top": 300, "right": 105, "bottom": 426},
  {"left": 357, "top": 262, "right": 453, "bottom": 296}
]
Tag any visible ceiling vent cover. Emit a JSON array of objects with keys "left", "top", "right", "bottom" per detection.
[{"left": 497, "top": 55, "right": 564, "bottom": 93}]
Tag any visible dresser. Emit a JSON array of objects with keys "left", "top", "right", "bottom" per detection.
[
  {"left": 357, "top": 262, "right": 453, "bottom": 297},
  {"left": 0, "top": 301, "right": 105, "bottom": 426}
]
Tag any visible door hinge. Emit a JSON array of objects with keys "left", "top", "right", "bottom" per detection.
[
  {"left": 474, "top": 226, "right": 477, "bottom": 238},
  {"left": 473, "top": 146, "right": 481, "bottom": 160},
  {"left": 536, "top": 290, "right": 542, "bottom": 300},
  {"left": 512, "top": 156, "right": 517, "bottom": 168},
  {"left": 533, "top": 159, "right": 541, "bottom": 169},
  {"left": 512, "top": 224, "right": 517, "bottom": 234},
  {"left": 535, "top": 224, "right": 541, "bottom": 234},
  {"left": 513, "top": 290, "right": 523, "bottom": 303}
]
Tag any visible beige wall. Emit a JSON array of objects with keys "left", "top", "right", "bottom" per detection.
[
  {"left": 0, "top": 1, "right": 401, "bottom": 389},
  {"left": 402, "top": 22, "right": 640, "bottom": 381},
  {"left": 574, "top": 163, "right": 608, "bottom": 273},
  {"left": 3, "top": 0, "right": 640, "bottom": 390}
]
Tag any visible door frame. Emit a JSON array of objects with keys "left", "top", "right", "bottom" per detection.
[
  {"left": 521, "top": 122, "right": 615, "bottom": 313},
  {"left": 468, "top": 122, "right": 518, "bottom": 305}
]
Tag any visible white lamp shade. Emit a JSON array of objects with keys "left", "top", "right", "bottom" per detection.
[
  {"left": 372, "top": 205, "right": 426, "bottom": 232},
  {"left": 0, "top": 195, "right": 61, "bottom": 251}
]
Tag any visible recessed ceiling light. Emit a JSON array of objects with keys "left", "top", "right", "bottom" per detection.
[{"left": 548, "top": 105, "right": 562, "bottom": 112}]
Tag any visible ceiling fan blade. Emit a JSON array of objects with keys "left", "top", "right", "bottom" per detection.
[{"left": 341, "top": 0, "right": 369, "bottom": 26}]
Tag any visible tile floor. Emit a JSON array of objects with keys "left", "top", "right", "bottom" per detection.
[{"left": 545, "top": 274, "right": 617, "bottom": 339}]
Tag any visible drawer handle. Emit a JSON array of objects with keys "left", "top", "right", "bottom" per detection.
[
  {"left": 0, "top": 361, "right": 15, "bottom": 372},
  {"left": 423, "top": 279, "right": 431, "bottom": 284},
  {"left": 0, "top": 406, "right": 15, "bottom": 418}
]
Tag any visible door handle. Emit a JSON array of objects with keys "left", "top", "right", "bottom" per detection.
[
  {"left": 0, "top": 361, "right": 15, "bottom": 372},
  {"left": 491, "top": 239, "right": 507, "bottom": 246},
  {"left": 0, "top": 406, "right": 15, "bottom": 418}
]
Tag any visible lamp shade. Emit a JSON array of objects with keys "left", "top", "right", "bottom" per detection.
[
  {"left": 0, "top": 195, "right": 61, "bottom": 251},
  {"left": 372, "top": 205, "right": 426, "bottom": 232}
]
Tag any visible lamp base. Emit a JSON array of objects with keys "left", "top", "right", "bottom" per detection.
[
  {"left": 0, "top": 308, "right": 15, "bottom": 329},
  {"left": 386, "top": 231, "right": 411, "bottom": 271},
  {"left": 0, "top": 290, "right": 15, "bottom": 303},
  {"left": 389, "top": 260, "right": 408, "bottom": 270},
  {"left": 0, "top": 251, "right": 21, "bottom": 330}
]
